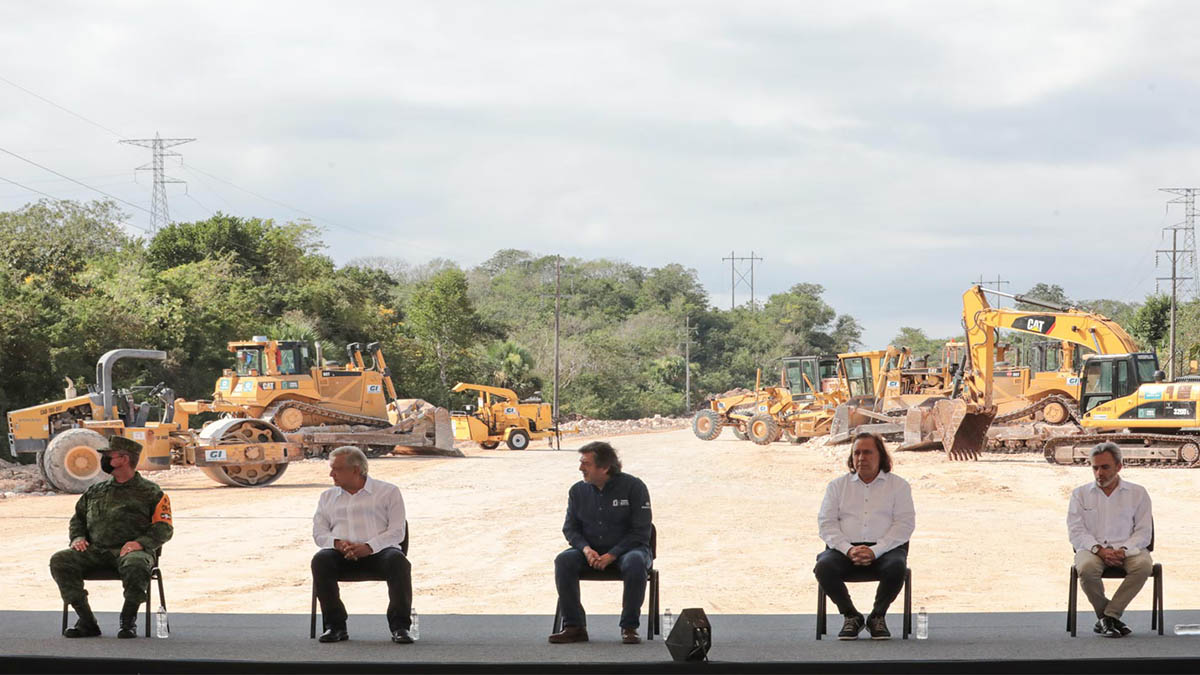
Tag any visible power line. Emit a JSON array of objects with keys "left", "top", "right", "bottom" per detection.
[
  {"left": 0, "top": 174, "right": 152, "bottom": 235},
  {"left": 0, "top": 73, "right": 127, "bottom": 139},
  {"left": 0, "top": 146, "right": 152, "bottom": 216}
]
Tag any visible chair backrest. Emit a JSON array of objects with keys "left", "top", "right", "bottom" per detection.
[
  {"left": 649, "top": 524, "right": 657, "bottom": 559},
  {"left": 401, "top": 520, "right": 410, "bottom": 556}
]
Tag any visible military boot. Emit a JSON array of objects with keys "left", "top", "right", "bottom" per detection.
[
  {"left": 64, "top": 601, "right": 101, "bottom": 638},
  {"left": 117, "top": 601, "right": 140, "bottom": 639}
]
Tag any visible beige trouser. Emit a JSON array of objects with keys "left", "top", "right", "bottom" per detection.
[{"left": 1074, "top": 549, "right": 1154, "bottom": 619}]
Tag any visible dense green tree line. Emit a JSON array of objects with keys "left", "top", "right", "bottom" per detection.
[{"left": 0, "top": 201, "right": 864, "bottom": 457}]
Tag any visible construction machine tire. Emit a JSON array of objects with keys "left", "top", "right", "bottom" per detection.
[
  {"left": 506, "top": 429, "right": 531, "bottom": 450},
  {"left": 1042, "top": 400, "right": 1070, "bottom": 425},
  {"left": 41, "top": 428, "right": 110, "bottom": 494},
  {"left": 197, "top": 418, "right": 290, "bottom": 487},
  {"left": 691, "top": 410, "right": 722, "bottom": 441},
  {"left": 732, "top": 426, "right": 749, "bottom": 441},
  {"left": 36, "top": 450, "right": 62, "bottom": 492},
  {"left": 480, "top": 441, "right": 500, "bottom": 450},
  {"left": 748, "top": 414, "right": 779, "bottom": 446}
]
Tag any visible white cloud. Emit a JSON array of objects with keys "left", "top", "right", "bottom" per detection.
[{"left": 2, "top": 0, "right": 1200, "bottom": 347}]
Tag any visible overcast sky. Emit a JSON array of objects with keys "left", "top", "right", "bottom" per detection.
[{"left": 2, "top": 1, "right": 1199, "bottom": 346}]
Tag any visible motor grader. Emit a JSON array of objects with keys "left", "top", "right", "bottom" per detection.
[
  {"left": 692, "top": 357, "right": 832, "bottom": 444},
  {"left": 6, "top": 339, "right": 457, "bottom": 493},
  {"left": 449, "top": 382, "right": 559, "bottom": 450}
]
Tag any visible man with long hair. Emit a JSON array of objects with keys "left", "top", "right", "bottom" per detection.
[{"left": 814, "top": 432, "right": 914, "bottom": 640}]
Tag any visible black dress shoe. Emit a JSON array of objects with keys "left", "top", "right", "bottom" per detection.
[
  {"left": 63, "top": 621, "right": 101, "bottom": 638},
  {"left": 837, "top": 613, "right": 865, "bottom": 640},
  {"left": 319, "top": 626, "right": 349, "bottom": 643},
  {"left": 391, "top": 628, "right": 414, "bottom": 644}
]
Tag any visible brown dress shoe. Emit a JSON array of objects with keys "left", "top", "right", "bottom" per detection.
[
  {"left": 621, "top": 627, "right": 641, "bottom": 644},
  {"left": 548, "top": 625, "right": 589, "bottom": 644}
]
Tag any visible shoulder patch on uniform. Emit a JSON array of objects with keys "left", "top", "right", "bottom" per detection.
[{"left": 153, "top": 494, "right": 172, "bottom": 524}]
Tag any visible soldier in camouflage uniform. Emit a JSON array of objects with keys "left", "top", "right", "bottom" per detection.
[{"left": 49, "top": 436, "right": 173, "bottom": 638}]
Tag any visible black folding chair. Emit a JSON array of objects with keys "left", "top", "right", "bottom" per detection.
[
  {"left": 1067, "top": 534, "right": 1162, "bottom": 636},
  {"left": 552, "top": 524, "right": 661, "bottom": 641},
  {"left": 310, "top": 522, "right": 410, "bottom": 638},
  {"left": 61, "top": 548, "right": 166, "bottom": 638},
  {"left": 816, "top": 543, "right": 911, "bottom": 640}
]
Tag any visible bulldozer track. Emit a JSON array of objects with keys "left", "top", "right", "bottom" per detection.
[
  {"left": 993, "top": 394, "right": 1080, "bottom": 425},
  {"left": 1043, "top": 433, "right": 1200, "bottom": 468},
  {"left": 263, "top": 400, "right": 391, "bottom": 429}
]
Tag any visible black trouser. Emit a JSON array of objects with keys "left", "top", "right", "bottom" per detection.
[
  {"left": 813, "top": 543, "right": 908, "bottom": 618},
  {"left": 311, "top": 548, "right": 412, "bottom": 631}
]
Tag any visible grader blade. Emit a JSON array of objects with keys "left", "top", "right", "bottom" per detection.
[{"left": 933, "top": 399, "right": 994, "bottom": 461}]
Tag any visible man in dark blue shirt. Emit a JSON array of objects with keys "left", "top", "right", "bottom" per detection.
[{"left": 549, "top": 441, "right": 653, "bottom": 645}]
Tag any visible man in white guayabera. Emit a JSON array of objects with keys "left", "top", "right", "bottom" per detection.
[{"left": 1068, "top": 441, "right": 1153, "bottom": 638}]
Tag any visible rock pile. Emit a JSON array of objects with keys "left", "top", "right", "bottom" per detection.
[
  {"left": 571, "top": 414, "right": 689, "bottom": 438},
  {"left": 0, "top": 457, "right": 56, "bottom": 497}
]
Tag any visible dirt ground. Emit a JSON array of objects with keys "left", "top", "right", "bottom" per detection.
[{"left": 4, "top": 427, "right": 1198, "bottom": 617}]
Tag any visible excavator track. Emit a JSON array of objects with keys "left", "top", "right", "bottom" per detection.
[
  {"left": 262, "top": 400, "right": 391, "bottom": 431},
  {"left": 993, "top": 394, "right": 1080, "bottom": 425},
  {"left": 1043, "top": 433, "right": 1200, "bottom": 468}
]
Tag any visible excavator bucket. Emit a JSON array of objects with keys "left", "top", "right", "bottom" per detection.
[{"left": 933, "top": 399, "right": 994, "bottom": 461}]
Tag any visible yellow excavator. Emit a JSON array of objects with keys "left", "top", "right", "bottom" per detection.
[{"left": 918, "top": 285, "right": 1144, "bottom": 460}]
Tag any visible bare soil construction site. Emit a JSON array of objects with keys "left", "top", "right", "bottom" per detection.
[{"left": 5, "top": 427, "right": 1200, "bottom": 617}]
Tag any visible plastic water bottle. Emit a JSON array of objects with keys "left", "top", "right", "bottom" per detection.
[
  {"left": 1174, "top": 624, "right": 1200, "bottom": 635},
  {"left": 410, "top": 607, "right": 420, "bottom": 641},
  {"left": 916, "top": 607, "right": 928, "bottom": 640},
  {"left": 155, "top": 604, "right": 169, "bottom": 638},
  {"left": 663, "top": 608, "right": 673, "bottom": 634}
]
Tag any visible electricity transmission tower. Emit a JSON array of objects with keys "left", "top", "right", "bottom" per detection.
[
  {"left": 721, "top": 251, "right": 763, "bottom": 310},
  {"left": 971, "top": 275, "right": 1011, "bottom": 307},
  {"left": 1157, "top": 188, "right": 1199, "bottom": 378},
  {"left": 120, "top": 133, "right": 195, "bottom": 232}
]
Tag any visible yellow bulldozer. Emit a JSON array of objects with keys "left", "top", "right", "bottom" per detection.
[
  {"left": 6, "top": 339, "right": 458, "bottom": 493},
  {"left": 692, "top": 356, "right": 834, "bottom": 444},
  {"left": 449, "top": 382, "right": 558, "bottom": 450}
]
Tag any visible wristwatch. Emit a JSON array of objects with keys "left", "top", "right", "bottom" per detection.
[{"left": 1090, "top": 544, "right": 1102, "bottom": 554}]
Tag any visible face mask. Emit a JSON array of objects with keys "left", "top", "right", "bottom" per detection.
[{"left": 100, "top": 455, "right": 115, "bottom": 474}]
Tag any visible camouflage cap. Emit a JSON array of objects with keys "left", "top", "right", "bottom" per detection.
[{"left": 105, "top": 435, "right": 143, "bottom": 459}]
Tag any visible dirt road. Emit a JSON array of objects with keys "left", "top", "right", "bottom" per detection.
[{"left": 5, "top": 429, "right": 1198, "bottom": 616}]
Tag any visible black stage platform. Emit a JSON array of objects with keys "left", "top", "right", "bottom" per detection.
[{"left": 4, "top": 610, "right": 1200, "bottom": 674}]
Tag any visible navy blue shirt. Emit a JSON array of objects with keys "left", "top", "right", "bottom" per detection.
[{"left": 562, "top": 472, "right": 652, "bottom": 558}]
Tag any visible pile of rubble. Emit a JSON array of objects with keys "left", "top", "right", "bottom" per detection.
[
  {"left": 572, "top": 415, "right": 689, "bottom": 438},
  {"left": 0, "top": 458, "right": 56, "bottom": 497}
]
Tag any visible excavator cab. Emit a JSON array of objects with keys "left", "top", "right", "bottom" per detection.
[{"left": 1078, "top": 353, "right": 1159, "bottom": 413}]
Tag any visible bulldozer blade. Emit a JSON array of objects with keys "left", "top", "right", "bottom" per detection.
[
  {"left": 903, "top": 408, "right": 926, "bottom": 447},
  {"left": 933, "top": 399, "right": 994, "bottom": 461},
  {"left": 391, "top": 404, "right": 462, "bottom": 456}
]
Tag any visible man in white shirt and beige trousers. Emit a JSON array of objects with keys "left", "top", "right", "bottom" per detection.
[
  {"left": 1068, "top": 441, "right": 1153, "bottom": 638},
  {"left": 312, "top": 446, "right": 413, "bottom": 644},
  {"left": 815, "top": 432, "right": 915, "bottom": 640}
]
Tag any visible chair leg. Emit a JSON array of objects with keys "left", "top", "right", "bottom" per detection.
[
  {"left": 816, "top": 587, "right": 826, "bottom": 640},
  {"left": 145, "top": 576, "right": 152, "bottom": 637},
  {"left": 903, "top": 569, "right": 912, "bottom": 639},
  {"left": 552, "top": 599, "right": 562, "bottom": 634},
  {"left": 646, "top": 570, "right": 659, "bottom": 641},
  {"left": 310, "top": 580, "right": 318, "bottom": 639},
  {"left": 1156, "top": 566, "right": 1164, "bottom": 636},
  {"left": 654, "top": 570, "right": 662, "bottom": 637},
  {"left": 61, "top": 602, "right": 68, "bottom": 635},
  {"left": 1068, "top": 566, "right": 1078, "bottom": 637}
]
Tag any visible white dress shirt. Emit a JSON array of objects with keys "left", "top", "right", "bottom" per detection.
[
  {"left": 312, "top": 476, "right": 407, "bottom": 554},
  {"left": 1067, "top": 478, "right": 1152, "bottom": 555},
  {"left": 818, "top": 471, "right": 915, "bottom": 558}
]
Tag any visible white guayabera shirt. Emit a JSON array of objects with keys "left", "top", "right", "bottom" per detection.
[
  {"left": 818, "top": 471, "right": 915, "bottom": 558},
  {"left": 1067, "top": 479, "right": 1152, "bottom": 555},
  {"left": 313, "top": 476, "right": 408, "bottom": 554}
]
